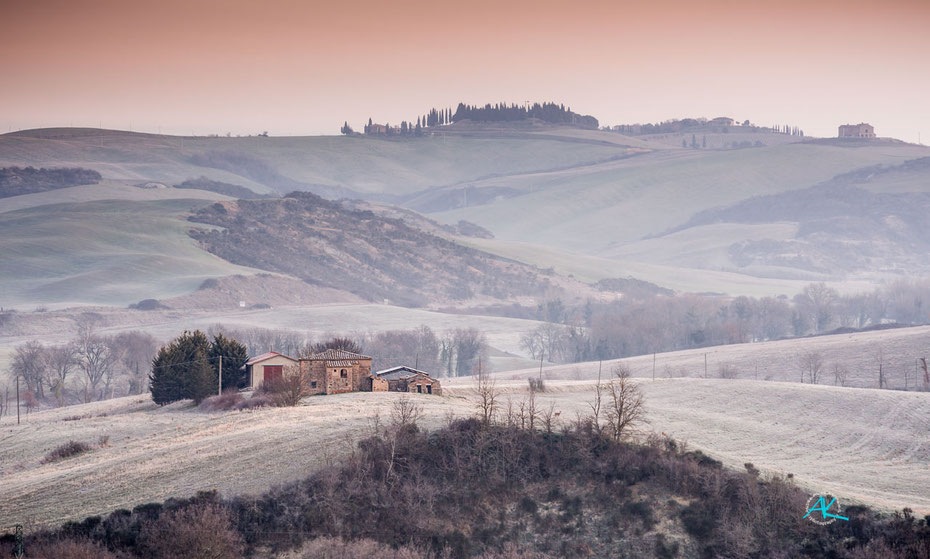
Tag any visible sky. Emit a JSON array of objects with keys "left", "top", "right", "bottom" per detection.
[{"left": 1, "top": 0, "right": 928, "bottom": 141}]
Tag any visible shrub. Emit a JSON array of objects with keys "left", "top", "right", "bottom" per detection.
[
  {"left": 717, "top": 363, "right": 739, "bottom": 379},
  {"left": 129, "top": 298, "right": 164, "bottom": 311},
  {"left": 235, "top": 394, "right": 275, "bottom": 410},
  {"left": 138, "top": 503, "right": 243, "bottom": 559},
  {"left": 281, "top": 537, "right": 430, "bottom": 558},
  {"left": 261, "top": 365, "right": 310, "bottom": 406},
  {"left": 26, "top": 538, "right": 117, "bottom": 559},
  {"left": 199, "top": 390, "right": 245, "bottom": 412},
  {"left": 42, "top": 440, "right": 93, "bottom": 463}
]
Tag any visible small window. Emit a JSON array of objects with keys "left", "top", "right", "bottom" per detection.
[
  {"left": 427, "top": 385, "right": 432, "bottom": 394},
  {"left": 417, "top": 384, "right": 422, "bottom": 393},
  {"left": 340, "top": 369, "right": 347, "bottom": 378},
  {"left": 311, "top": 381, "right": 317, "bottom": 388}
]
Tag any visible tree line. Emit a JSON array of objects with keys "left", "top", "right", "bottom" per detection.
[
  {"left": 347, "top": 100, "right": 599, "bottom": 136},
  {"left": 0, "top": 166, "right": 102, "bottom": 198},
  {"left": 2, "top": 323, "right": 490, "bottom": 414},
  {"left": 4, "top": 317, "right": 157, "bottom": 413},
  {"left": 521, "top": 280, "right": 930, "bottom": 365}
]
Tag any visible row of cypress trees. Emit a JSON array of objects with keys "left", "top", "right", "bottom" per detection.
[{"left": 149, "top": 331, "right": 249, "bottom": 405}]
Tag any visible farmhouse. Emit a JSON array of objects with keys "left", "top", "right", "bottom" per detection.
[
  {"left": 838, "top": 123, "right": 875, "bottom": 138},
  {"left": 374, "top": 366, "right": 442, "bottom": 395},
  {"left": 245, "top": 351, "right": 298, "bottom": 390},
  {"left": 245, "top": 348, "right": 442, "bottom": 396},
  {"left": 300, "top": 348, "right": 373, "bottom": 395}
]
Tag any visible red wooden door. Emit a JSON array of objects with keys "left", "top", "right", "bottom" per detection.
[{"left": 263, "top": 365, "right": 283, "bottom": 383}]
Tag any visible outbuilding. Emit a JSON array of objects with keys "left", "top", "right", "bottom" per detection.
[
  {"left": 374, "top": 366, "right": 441, "bottom": 395},
  {"left": 245, "top": 351, "right": 298, "bottom": 390}
]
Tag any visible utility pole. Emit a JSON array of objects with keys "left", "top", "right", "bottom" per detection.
[
  {"left": 704, "top": 353, "right": 707, "bottom": 379},
  {"left": 16, "top": 375, "right": 21, "bottom": 425},
  {"left": 652, "top": 353, "right": 656, "bottom": 381},
  {"left": 218, "top": 355, "right": 223, "bottom": 396}
]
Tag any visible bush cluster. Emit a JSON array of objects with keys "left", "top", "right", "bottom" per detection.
[{"left": 11, "top": 421, "right": 930, "bottom": 559}]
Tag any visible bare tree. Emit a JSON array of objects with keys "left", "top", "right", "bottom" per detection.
[
  {"left": 832, "top": 363, "right": 849, "bottom": 387},
  {"left": 263, "top": 364, "right": 310, "bottom": 406},
  {"left": 77, "top": 338, "right": 117, "bottom": 403},
  {"left": 526, "top": 388, "right": 538, "bottom": 431},
  {"left": 475, "top": 363, "right": 498, "bottom": 424},
  {"left": 390, "top": 396, "right": 421, "bottom": 428},
  {"left": 541, "top": 401, "right": 559, "bottom": 436},
  {"left": 44, "top": 344, "right": 77, "bottom": 406},
  {"left": 603, "top": 365, "right": 646, "bottom": 441},
  {"left": 520, "top": 323, "right": 568, "bottom": 363},
  {"left": 588, "top": 361, "right": 604, "bottom": 433},
  {"left": 717, "top": 362, "right": 739, "bottom": 379},
  {"left": 796, "top": 351, "right": 824, "bottom": 384},
  {"left": 11, "top": 341, "right": 46, "bottom": 399},
  {"left": 874, "top": 346, "right": 886, "bottom": 389}
]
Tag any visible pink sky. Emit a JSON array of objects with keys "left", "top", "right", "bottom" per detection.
[{"left": 1, "top": 0, "right": 928, "bottom": 141}]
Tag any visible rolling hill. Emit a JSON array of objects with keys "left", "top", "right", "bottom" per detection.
[
  {"left": 0, "top": 197, "right": 260, "bottom": 308},
  {"left": 3, "top": 371, "right": 927, "bottom": 530},
  {"left": 3, "top": 125, "right": 929, "bottom": 300},
  {"left": 187, "top": 191, "right": 595, "bottom": 307}
]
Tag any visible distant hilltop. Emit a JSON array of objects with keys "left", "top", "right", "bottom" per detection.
[{"left": 343, "top": 101, "right": 599, "bottom": 136}]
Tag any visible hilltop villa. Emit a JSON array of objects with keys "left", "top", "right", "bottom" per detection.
[
  {"left": 838, "top": 123, "right": 875, "bottom": 138},
  {"left": 245, "top": 349, "right": 441, "bottom": 396}
]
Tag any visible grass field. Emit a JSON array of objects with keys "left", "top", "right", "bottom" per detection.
[
  {"left": 432, "top": 142, "right": 930, "bottom": 255},
  {"left": 494, "top": 324, "right": 930, "bottom": 390},
  {"left": 0, "top": 198, "right": 260, "bottom": 308},
  {"left": 0, "top": 181, "right": 230, "bottom": 214},
  {"left": 0, "top": 128, "right": 628, "bottom": 197},
  {"left": 2, "top": 375, "right": 927, "bottom": 529}
]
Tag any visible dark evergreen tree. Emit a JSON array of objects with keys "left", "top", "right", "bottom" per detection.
[
  {"left": 209, "top": 333, "right": 249, "bottom": 391},
  {"left": 149, "top": 330, "right": 214, "bottom": 405}
]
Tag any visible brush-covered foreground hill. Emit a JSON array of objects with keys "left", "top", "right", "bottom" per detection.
[
  {"left": 188, "top": 192, "right": 593, "bottom": 307},
  {"left": 2, "top": 377, "right": 927, "bottom": 546}
]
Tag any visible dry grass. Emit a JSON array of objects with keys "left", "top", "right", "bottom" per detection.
[
  {"left": 491, "top": 324, "right": 930, "bottom": 390},
  {"left": 1, "top": 367, "right": 928, "bottom": 530}
]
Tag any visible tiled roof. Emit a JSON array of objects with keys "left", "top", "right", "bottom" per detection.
[
  {"left": 307, "top": 348, "right": 371, "bottom": 361},
  {"left": 325, "top": 360, "right": 354, "bottom": 368},
  {"left": 245, "top": 351, "right": 297, "bottom": 366},
  {"left": 375, "top": 365, "right": 433, "bottom": 381}
]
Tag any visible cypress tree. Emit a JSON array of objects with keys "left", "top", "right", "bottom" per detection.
[
  {"left": 149, "top": 330, "right": 214, "bottom": 404},
  {"left": 209, "top": 333, "right": 249, "bottom": 391}
]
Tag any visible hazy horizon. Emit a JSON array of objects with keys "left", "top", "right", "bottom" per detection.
[{"left": 2, "top": 0, "right": 929, "bottom": 142}]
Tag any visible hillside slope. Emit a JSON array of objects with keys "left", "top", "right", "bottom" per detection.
[
  {"left": 2, "top": 378, "right": 927, "bottom": 530},
  {"left": 188, "top": 192, "right": 592, "bottom": 307},
  {"left": 0, "top": 198, "right": 262, "bottom": 308},
  {"left": 0, "top": 127, "right": 631, "bottom": 198}
]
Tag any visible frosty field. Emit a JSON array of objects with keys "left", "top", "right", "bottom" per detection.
[{"left": 2, "top": 374, "right": 927, "bottom": 530}]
